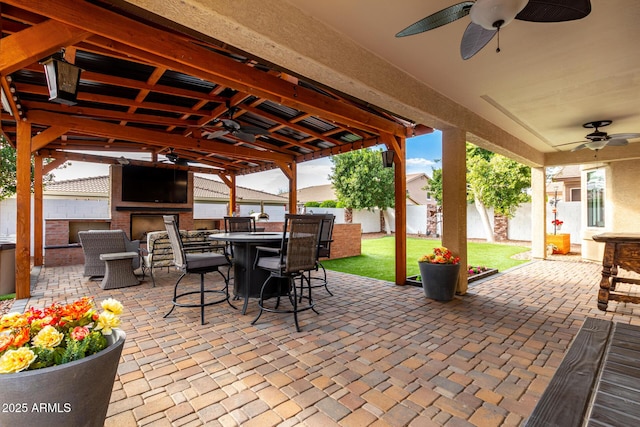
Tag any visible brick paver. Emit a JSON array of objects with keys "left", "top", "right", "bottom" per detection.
[{"left": 22, "top": 255, "right": 640, "bottom": 426}]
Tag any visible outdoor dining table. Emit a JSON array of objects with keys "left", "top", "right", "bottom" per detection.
[{"left": 208, "top": 231, "right": 287, "bottom": 314}]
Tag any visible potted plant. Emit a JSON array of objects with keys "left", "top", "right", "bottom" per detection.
[
  {"left": 418, "top": 246, "right": 461, "bottom": 301},
  {"left": 0, "top": 297, "right": 125, "bottom": 426}
]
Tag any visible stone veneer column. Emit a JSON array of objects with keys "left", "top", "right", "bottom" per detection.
[{"left": 442, "top": 128, "right": 468, "bottom": 295}]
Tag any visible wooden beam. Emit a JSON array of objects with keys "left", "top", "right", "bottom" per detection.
[
  {"left": 15, "top": 120, "right": 31, "bottom": 299},
  {"left": 27, "top": 110, "right": 294, "bottom": 163},
  {"left": 39, "top": 150, "right": 224, "bottom": 176},
  {"left": 31, "top": 126, "right": 70, "bottom": 151},
  {"left": 9, "top": 0, "right": 406, "bottom": 137},
  {"left": 42, "top": 156, "right": 66, "bottom": 175},
  {"left": 0, "top": 19, "right": 90, "bottom": 75}
]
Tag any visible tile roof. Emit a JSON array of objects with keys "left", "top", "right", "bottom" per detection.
[{"left": 45, "top": 175, "right": 287, "bottom": 203}]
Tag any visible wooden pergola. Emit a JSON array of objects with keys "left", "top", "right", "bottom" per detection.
[{"left": 0, "top": 0, "right": 432, "bottom": 299}]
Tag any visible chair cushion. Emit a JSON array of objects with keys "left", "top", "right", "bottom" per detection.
[
  {"left": 185, "top": 252, "right": 229, "bottom": 270},
  {"left": 256, "top": 256, "right": 284, "bottom": 272}
]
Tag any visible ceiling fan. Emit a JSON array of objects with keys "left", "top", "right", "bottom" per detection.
[
  {"left": 563, "top": 120, "right": 640, "bottom": 152},
  {"left": 164, "top": 148, "right": 191, "bottom": 166},
  {"left": 202, "top": 102, "right": 269, "bottom": 143},
  {"left": 396, "top": 0, "right": 592, "bottom": 60}
]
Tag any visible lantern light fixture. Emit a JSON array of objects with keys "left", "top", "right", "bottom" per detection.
[
  {"left": 41, "top": 51, "right": 82, "bottom": 106},
  {"left": 381, "top": 150, "right": 395, "bottom": 168}
]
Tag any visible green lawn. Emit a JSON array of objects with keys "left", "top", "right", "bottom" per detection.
[{"left": 322, "top": 237, "right": 530, "bottom": 282}]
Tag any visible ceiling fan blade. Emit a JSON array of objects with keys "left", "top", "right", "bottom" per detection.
[
  {"left": 516, "top": 0, "right": 591, "bottom": 23},
  {"left": 571, "top": 143, "right": 588, "bottom": 152},
  {"left": 232, "top": 131, "right": 256, "bottom": 143},
  {"left": 460, "top": 22, "right": 496, "bottom": 60},
  {"left": 396, "top": 2, "right": 474, "bottom": 37},
  {"left": 205, "top": 129, "right": 228, "bottom": 139},
  {"left": 606, "top": 138, "right": 629, "bottom": 147},
  {"left": 240, "top": 125, "right": 270, "bottom": 136},
  {"left": 609, "top": 132, "right": 640, "bottom": 140}
]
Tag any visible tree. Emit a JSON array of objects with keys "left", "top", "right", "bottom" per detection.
[
  {"left": 424, "top": 160, "right": 442, "bottom": 205},
  {"left": 424, "top": 144, "right": 531, "bottom": 242},
  {"left": 330, "top": 149, "right": 395, "bottom": 233},
  {"left": 0, "top": 138, "right": 18, "bottom": 200},
  {"left": 466, "top": 144, "right": 530, "bottom": 241},
  {"left": 0, "top": 136, "right": 59, "bottom": 200}
]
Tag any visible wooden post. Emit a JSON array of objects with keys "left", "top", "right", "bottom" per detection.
[
  {"left": 288, "top": 162, "right": 297, "bottom": 214},
  {"left": 229, "top": 174, "right": 236, "bottom": 216},
  {"left": 15, "top": 120, "right": 32, "bottom": 299},
  {"left": 33, "top": 153, "right": 44, "bottom": 266},
  {"left": 393, "top": 137, "right": 407, "bottom": 285},
  {"left": 442, "top": 128, "right": 468, "bottom": 295}
]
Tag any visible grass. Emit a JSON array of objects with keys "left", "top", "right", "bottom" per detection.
[
  {"left": 321, "top": 237, "right": 530, "bottom": 282},
  {"left": 0, "top": 293, "right": 15, "bottom": 301}
]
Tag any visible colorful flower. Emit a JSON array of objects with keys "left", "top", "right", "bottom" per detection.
[
  {"left": 0, "top": 347, "right": 37, "bottom": 373},
  {"left": 418, "top": 247, "right": 460, "bottom": 265},
  {"left": 0, "top": 297, "right": 123, "bottom": 373},
  {"left": 70, "top": 326, "right": 90, "bottom": 341},
  {"left": 32, "top": 325, "right": 65, "bottom": 349},
  {"left": 95, "top": 311, "right": 121, "bottom": 336},
  {"left": 101, "top": 298, "right": 124, "bottom": 315}
]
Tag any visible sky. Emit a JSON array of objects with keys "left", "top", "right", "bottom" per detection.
[{"left": 50, "top": 131, "right": 443, "bottom": 193}]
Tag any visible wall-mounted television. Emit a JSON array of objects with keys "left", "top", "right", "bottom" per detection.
[{"left": 121, "top": 165, "right": 188, "bottom": 204}]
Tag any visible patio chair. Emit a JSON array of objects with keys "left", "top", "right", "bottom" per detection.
[
  {"left": 223, "top": 216, "right": 256, "bottom": 258},
  {"left": 224, "top": 216, "right": 256, "bottom": 233},
  {"left": 162, "top": 216, "right": 235, "bottom": 325},
  {"left": 251, "top": 215, "right": 322, "bottom": 332},
  {"left": 309, "top": 213, "right": 335, "bottom": 296},
  {"left": 78, "top": 230, "right": 140, "bottom": 277}
]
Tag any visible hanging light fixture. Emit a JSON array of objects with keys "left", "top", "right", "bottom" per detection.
[
  {"left": 41, "top": 51, "right": 82, "bottom": 106},
  {"left": 469, "top": 0, "right": 529, "bottom": 30},
  {"left": 381, "top": 150, "right": 395, "bottom": 168}
]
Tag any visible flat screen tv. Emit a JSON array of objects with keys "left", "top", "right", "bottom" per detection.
[{"left": 121, "top": 165, "right": 188, "bottom": 204}]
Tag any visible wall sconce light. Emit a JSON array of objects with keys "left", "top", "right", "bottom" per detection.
[
  {"left": 381, "top": 150, "right": 395, "bottom": 168},
  {"left": 41, "top": 52, "right": 82, "bottom": 105}
]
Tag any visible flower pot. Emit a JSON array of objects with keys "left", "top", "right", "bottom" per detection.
[
  {"left": 0, "top": 329, "right": 125, "bottom": 426},
  {"left": 418, "top": 262, "right": 461, "bottom": 301}
]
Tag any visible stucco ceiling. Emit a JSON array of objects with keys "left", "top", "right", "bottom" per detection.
[{"left": 282, "top": 0, "right": 640, "bottom": 157}]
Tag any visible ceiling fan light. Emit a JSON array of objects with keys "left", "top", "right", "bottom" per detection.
[
  {"left": 585, "top": 140, "right": 608, "bottom": 151},
  {"left": 470, "top": 0, "right": 529, "bottom": 30}
]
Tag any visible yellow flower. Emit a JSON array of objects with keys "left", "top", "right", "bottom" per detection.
[
  {"left": 0, "top": 347, "right": 37, "bottom": 373},
  {"left": 101, "top": 298, "right": 124, "bottom": 315},
  {"left": 0, "top": 312, "right": 28, "bottom": 331},
  {"left": 31, "top": 325, "right": 64, "bottom": 349},
  {"left": 95, "top": 311, "right": 121, "bottom": 335}
]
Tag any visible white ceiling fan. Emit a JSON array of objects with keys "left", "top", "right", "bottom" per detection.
[
  {"left": 395, "top": 0, "right": 592, "bottom": 60},
  {"left": 557, "top": 120, "right": 640, "bottom": 152}
]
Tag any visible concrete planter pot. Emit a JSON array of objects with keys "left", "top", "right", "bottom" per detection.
[
  {"left": 0, "top": 329, "right": 125, "bottom": 426},
  {"left": 418, "top": 262, "right": 461, "bottom": 301}
]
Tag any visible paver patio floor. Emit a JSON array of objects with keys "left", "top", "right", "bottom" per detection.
[{"left": 16, "top": 257, "right": 640, "bottom": 426}]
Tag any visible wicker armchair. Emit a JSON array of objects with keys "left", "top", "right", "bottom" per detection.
[{"left": 78, "top": 230, "right": 140, "bottom": 277}]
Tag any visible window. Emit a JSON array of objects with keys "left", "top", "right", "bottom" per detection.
[
  {"left": 570, "top": 187, "right": 581, "bottom": 202},
  {"left": 587, "top": 169, "right": 605, "bottom": 227}
]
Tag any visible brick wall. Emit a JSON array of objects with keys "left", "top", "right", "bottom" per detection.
[{"left": 330, "top": 223, "right": 361, "bottom": 259}]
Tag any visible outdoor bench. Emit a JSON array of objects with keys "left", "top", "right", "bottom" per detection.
[{"left": 525, "top": 317, "right": 640, "bottom": 426}]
